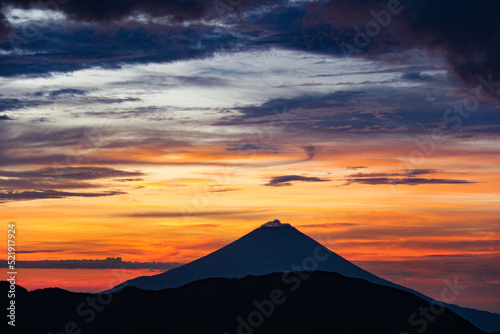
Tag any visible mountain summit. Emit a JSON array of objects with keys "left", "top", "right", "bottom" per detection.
[
  {"left": 109, "top": 220, "right": 500, "bottom": 333},
  {"left": 110, "top": 220, "right": 386, "bottom": 291},
  {"left": 260, "top": 219, "right": 291, "bottom": 227}
]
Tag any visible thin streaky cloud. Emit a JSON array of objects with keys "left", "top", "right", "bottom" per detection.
[{"left": 265, "top": 175, "right": 330, "bottom": 187}]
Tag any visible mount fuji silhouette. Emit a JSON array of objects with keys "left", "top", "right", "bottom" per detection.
[{"left": 109, "top": 219, "right": 500, "bottom": 333}]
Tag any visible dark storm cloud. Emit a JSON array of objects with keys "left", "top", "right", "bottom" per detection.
[
  {"left": 0, "top": 21, "right": 242, "bottom": 77},
  {"left": 0, "top": 11, "right": 6, "bottom": 42},
  {"left": 344, "top": 169, "right": 474, "bottom": 186},
  {"left": 301, "top": 0, "right": 500, "bottom": 86},
  {"left": 0, "top": 0, "right": 271, "bottom": 76},
  {"left": 1, "top": 0, "right": 498, "bottom": 86},
  {"left": 1, "top": 0, "right": 210, "bottom": 24},
  {"left": 236, "top": 0, "right": 500, "bottom": 87},
  {"left": 265, "top": 175, "right": 330, "bottom": 187},
  {"left": 0, "top": 0, "right": 277, "bottom": 42},
  {"left": 0, "top": 189, "right": 125, "bottom": 202},
  {"left": 400, "top": 0, "right": 500, "bottom": 85}
]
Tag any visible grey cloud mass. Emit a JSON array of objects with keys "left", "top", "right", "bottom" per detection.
[{"left": 0, "top": 0, "right": 498, "bottom": 89}]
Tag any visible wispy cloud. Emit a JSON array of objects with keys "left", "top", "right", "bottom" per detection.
[
  {"left": 346, "top": 177, "right": 474, "bottom": 186},
  {"left": 0, "top": 167, "right": 143, "bottom": 180},
  {"left": 297, "top": 223, "right": 360, "bottom": 228},
  {"left": 344, "top": 169, "right": 474, "bottom": 186},
  {"left": 0, "top": 167, "right": 143, "bottom": 194},
  {"left": 0, "top": 189, "right": 125, "bottom": 202},
  {"left": 47, "top": 88, "right": 87, "bottom": 98},
  {"left": 348, "top": 169, "right": 437, "bottom": 178},
  {"left": 117, "top": 210, "right": 269, "bottom": 219},
  {"left": 265, "top": 175, "right": 330, "bottom": 187},
  {"left": 207, "top": 187, "right": 241, "bottom": 193}
]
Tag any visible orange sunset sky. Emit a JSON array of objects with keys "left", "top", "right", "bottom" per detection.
[{"left": 0, "top": 1, "right": 499, "bottom": 314}]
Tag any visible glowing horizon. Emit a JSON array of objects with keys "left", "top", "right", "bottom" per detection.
[{"left": 1, "top": 1, "right": 499, "bottom": 316}]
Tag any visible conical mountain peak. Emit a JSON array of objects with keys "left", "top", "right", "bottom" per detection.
[
  {"left": 110, "top": 219, "right": 386, "bottom": 292},
  {"left": 260, "top": 219, "right": 291, "bottom": 228},
  {"left": 105, "top": 219, "right": 500, "bottom": 332}
]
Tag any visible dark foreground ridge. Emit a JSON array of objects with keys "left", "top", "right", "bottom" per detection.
[
  {"left": 1, "top": 271, "right": 487, "bottom": 334},
  {"left": 107, "top": 219, "right": 500, "bottom": 333}
]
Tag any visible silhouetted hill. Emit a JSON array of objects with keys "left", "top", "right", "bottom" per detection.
[
  {"left": 109, "top": 220, "right": 500, "bottom": 332},
  {"left": 1, "top": 271, "right": 487, "bottom": 334}
]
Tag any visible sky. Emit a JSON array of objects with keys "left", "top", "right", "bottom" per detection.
[{"left": 0, "top": 0, "right": 499, "bottom": 313}]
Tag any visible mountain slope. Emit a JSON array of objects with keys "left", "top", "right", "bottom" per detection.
[
  {"left": 2, "top": 272, "right": 488, "bottom": 334},
  {"left": 109, "top": 220, "right": 500, "bottom": 332},
  {"left": 111, "top": 221, "right": 387, "bottom": 291}
]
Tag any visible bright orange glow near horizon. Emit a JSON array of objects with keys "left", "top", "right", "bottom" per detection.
[
  {"left": 0, "top": 44, "right": 499, "bottom": 316},
  {"left": 2, "top": 139, "right": 499, "bottom": 264}
]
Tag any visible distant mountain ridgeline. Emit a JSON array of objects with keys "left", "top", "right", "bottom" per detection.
[
  {"left": 107, "top": 221, "right": 500, "bottom": 333},
  {"left": 0, "top": 271, "right": 487, "bottom": 334},
  {"left": 0, "top": 257, "right": 183, "bottom": 269}
]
